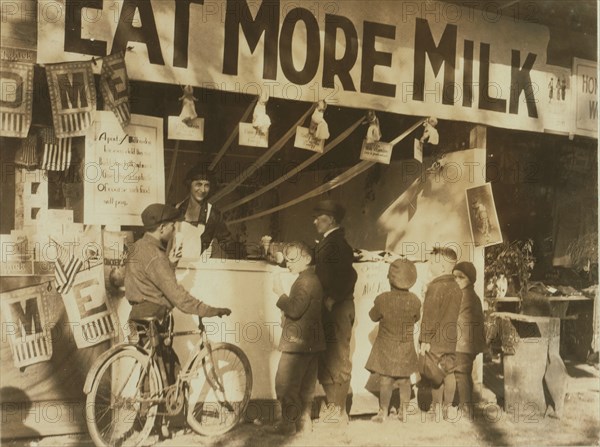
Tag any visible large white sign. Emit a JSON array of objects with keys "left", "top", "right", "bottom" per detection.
[
  {"left": 573, "top": 58, "right": 598, "bottom": 138},
  {"left": 34, "top": 0, "right": 590, "bottom": 135},
  {"left": 84, "top": 112, "right": 165, "bottom": 226}
]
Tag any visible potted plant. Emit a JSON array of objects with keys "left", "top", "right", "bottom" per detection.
[
  {"left": 485, "top": 239, "right": 535, "bottom": 299},
  {"left": 567, "top": 231, "right": 598, "bottom": 284}
]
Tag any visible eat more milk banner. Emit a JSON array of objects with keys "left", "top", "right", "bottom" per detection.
[{"left": 36, "top": 0, "right": 597, "bottom": 137}]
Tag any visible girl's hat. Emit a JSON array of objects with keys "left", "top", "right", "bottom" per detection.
[
  {"left": 388, "top": 259, "right": 417, "bottom": 290},
  {"left": 453, "top": 261, "right": 477, "bottom": 285}
]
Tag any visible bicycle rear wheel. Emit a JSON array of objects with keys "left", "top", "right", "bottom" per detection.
[
  {"left": 186, "top": 342, "right": 252, "bottom": 436},
  {"left": 86, "top": 349, "right": 161, "bottom": 447}
]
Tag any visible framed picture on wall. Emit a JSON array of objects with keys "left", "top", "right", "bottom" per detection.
[{"left": 465, "top": 183, "right": 503, "bottom": 247}]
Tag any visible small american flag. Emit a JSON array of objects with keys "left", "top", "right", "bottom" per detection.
[
  {"left": 52, "top": 239, "right": 82, "bottom": 294},
  {"left": 40, "top": 127, "right": 72, "bottom": 171}
]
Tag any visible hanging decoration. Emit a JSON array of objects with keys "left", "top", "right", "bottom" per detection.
[
  {"left": 252, "top": 90, "right": 272, "bottom": 135},
  {"left": 14, "top": 133, "right": 39, "bottom": 169},
  {"left": 0, "top": 61, "right": 34, "bottom": 138},
  {"left": 212, "top": 104, "right": 316, "bottom": 203},
  {"left": 61, "top": 262, "right": 118, "bottom": 349},
  {"left": 239, "top": 90, "right": 270, "bottom": 147},
  {"left": 227, "top": 119, "right": 425, "bottom": 224},
  {"left": 420, "top": 116, "right": 439, "bottom": 145},
  {"left": 100, "top": 51, "right": 131, "bottom": 129},
  {"left": 51, "top": 237, "right": 83, "bottom": 295},
  {"left": 168, "top": 85, "right": 204, "bottom": 140},
  {"left": 364, "top": 110, "right": 382, "bottom": 143},
  {"left": 1, "top": 283, "right": 53, "bottom": 368},
  {"left": 294, "top": 101, "right": 328, "bottom": 152},
  {"left": 413, "top": 116, "right": 439, "bottom": 162},
  {"left": 40, "top": 126, "right": 73, "bottom": 171},
  {"left": 360, "top": 111, "right": 393, "bottom": 165},
  {"left": 222, "top": 117, "right": 364, "bottom": 212},
  {"left": 239, "top": 89, "right": 271, "bottom": 147},
  {"left": 45, "top": 60, "right": 96, "bottom": 138}
]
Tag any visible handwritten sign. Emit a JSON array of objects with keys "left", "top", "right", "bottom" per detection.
[
  {"left": 294, "top": 126, "right": 324, "bottom": 153},
  {"left": 167, "top": 116, "right": 204, "bottom": 141},
  {"left": 414, "top": 138, "right": 423, "bottom": 162},
  {"left": 360, "top": 139, "right": 393, "bottom": 165},
  {"left": 84, "top": 112, "right": 164, "bottom": 226},
  {"left": 239, "top": 122, "right": 268, "bottom": 147}
]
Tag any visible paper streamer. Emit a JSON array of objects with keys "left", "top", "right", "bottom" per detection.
[{"left": 225, "top": 119, "right": 425, "bottom": 224}]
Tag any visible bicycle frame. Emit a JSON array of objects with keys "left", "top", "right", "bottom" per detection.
[{"left": 84, "top": 318, "right": 225, "bottom": 411}]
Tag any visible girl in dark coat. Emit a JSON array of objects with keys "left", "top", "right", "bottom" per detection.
[{"left": 366, "top": 259, "right": 421, "bottom": 422}]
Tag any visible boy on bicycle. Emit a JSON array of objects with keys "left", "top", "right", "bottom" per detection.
[
  {"left": 125, "top": 203, "right": 231, "bottom": 437},
  {"left": 125, "top": 203, "right": 231, "bottom": 320}
]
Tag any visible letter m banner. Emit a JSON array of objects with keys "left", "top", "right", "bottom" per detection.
[{"left": 46, "top": 61, "right": 96, "bottom": 138}]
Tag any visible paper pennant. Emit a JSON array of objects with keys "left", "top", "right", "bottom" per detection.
[
  {"left": 0, "top": 283, "right": 53, "bottom": 368},
  {"left": 100, "top": 52, "right": 131, "bottom": 128},
  {"left": 0, "top": 61, "right": 34, "bottom": 138},
  {"left": 45, "top": 61, "right": 96, "bottom": 138}
]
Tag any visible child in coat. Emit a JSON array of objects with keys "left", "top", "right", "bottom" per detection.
[{"left": 366, "top": 258, "right": 421, "bottom": 422}]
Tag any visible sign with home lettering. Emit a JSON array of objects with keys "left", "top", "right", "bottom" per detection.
[
  {"left": 83, "top": 112, "right": 165, "bottom": 226},
  {"left": 36, "top": 0, "right": 589, "bottom": 135}
]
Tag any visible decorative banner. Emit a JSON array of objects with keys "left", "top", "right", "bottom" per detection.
[
  {"left": 45, "top": 61, "right": 96, "bottom": 138},
  {"left": 14, "top": 133, "right": 39, "bottom": 168},
  {"left": 0, "top": 283, "right": 53, "bottom": 368},
  {"left": 239, "top": 122, "right": 268, "bottom": 147},
  {"left": 573, "top": 58, "right": 598, "bottom": 138},
  {"left": 39, "top": 127, "right": 73, "bottom": 171},
  {"left": 294, "top": 126, "right": 324, "bottom": 153},
  {"left": 84, "top": 112, "right": 165, "bottom": 226},
  {"left": 62, "top": 263, "right": 117, "bottom": 348},
  {"left": 465, "top": 183, "right": 503, "bottom": 248},
  {"left": 360, "top": 140, "right": 393, "bottom": 165},
  {"left": 0, "top": 61, "right": 33, "bottom": 138},
  {"left": 167, "top": 115, "right": 204, "bottom": 141},
  {"left": 21, "top": 169, "right": 48, "bottom": 227},
  {"left": 100, "top": 52, "right": 131, "bottom": 128}
]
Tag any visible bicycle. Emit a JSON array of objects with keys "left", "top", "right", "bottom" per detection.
[{"left": 83, "top": 313, "right": 253, "bottom": 447}]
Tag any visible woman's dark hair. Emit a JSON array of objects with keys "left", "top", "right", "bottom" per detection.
[{"left": 184, "top": 163, "right": 215, "bottom": 189}]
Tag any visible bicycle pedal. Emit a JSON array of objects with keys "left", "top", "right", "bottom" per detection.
[{"left": 159, "top": 425, "right": 172, "bottom": 439}]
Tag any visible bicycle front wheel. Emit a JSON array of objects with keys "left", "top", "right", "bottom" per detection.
[
  {"left": 186, "top": 342, "right": 252, "bottom": 436},
  {"left": 86, "top": 349, "right": 161, "bottom": 447}
]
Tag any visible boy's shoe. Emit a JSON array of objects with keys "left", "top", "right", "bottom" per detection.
[{"left": 371, "top": 410, "right": 387, "bottom": 423}]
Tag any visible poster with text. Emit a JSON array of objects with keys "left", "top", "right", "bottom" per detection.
[{"left": 84, "top": 112, "right": 164, "bottom": 226}]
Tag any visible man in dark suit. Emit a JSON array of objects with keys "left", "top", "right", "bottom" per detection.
[
  {"left": 312, "top": 200, "right": 357, "bottom": 424},
  {"left": 269, "top": 242, "right": 326, "bottom": 435},
  {"left": 175, "top": 164, "right": 236, "bottom": 257}
]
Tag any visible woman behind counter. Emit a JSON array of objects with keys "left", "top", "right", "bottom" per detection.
[{"left": 174, "top": 164, "right": 237, "bottom": 258}]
